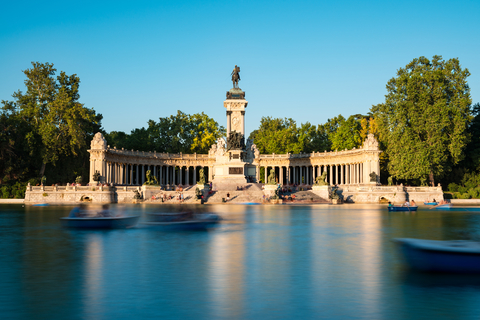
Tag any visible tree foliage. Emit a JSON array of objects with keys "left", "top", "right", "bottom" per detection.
[
  {"left": 249, "top": 117, "right": 331, "bottom": 154},
  {"left": 372, "top": 55, "right": 472, "bottom": 185},
  {"left": 105, "top": 111, "right": 225, "bottom": 154},
  {"left": 0, "top": 62, "right": 102, "bottom": 186},
  {"left": 1, "top": 62, "right": 100, "bottom": 177}
]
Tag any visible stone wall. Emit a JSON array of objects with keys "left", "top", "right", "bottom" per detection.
[
  {"left": 24, "top": 184, "right": 444, "bottom": 204},
  {"left": 24, "top": 185, "right": 138, "bottom": 204},
  {"left": 340, "top": 185, "right": 443, "bottom": 204}
]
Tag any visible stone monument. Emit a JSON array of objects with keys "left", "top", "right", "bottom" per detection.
[{"left": 211, "top": 66, "right": 252, "bottom": 189}]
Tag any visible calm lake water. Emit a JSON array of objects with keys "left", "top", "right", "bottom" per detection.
[{"left": 2, "top": 203, "right": 480, "bottom": 320}]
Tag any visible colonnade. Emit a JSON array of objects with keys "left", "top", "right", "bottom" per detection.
[
  {"left": 259, "top": 163, "right": 365, "bottom": 185},
  {"left": 96, "top": 162, "right": 211, "bottom": 186}
]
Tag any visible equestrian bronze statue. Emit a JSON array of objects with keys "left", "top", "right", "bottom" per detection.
[{"left": 231, "top": 65, "right": 241, "bottom": 88}]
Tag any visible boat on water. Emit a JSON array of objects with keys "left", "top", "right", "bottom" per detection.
[
  {"left": 60, "top": 205, "right": 140, "bottom": 229},
  {"left": 388, "top": 206, "right": 418, "bottom": 212},
  {"left": 60, "top": 215, "right": 140, "bottom": 229},
  {"left": 144, "top": 211, "right": 221, "bottom": 230},
  {"left": 432, "top": 204, "right": 480, "bottom": 212},
  {"left": 393, "top": 238, "right": 480, "bottom": 273},
  {"left": 424, "top": 202, "right": 438, "bottom": 205},
  {"left": 32, "top": 203, "right": 49, "bottom": 207}
]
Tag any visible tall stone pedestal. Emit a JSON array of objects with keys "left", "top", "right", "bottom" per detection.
[
  {"left": 311, "top": 185, "right": 330, "bottom": 200},
  {"left": 263, "top": 184, "right": 278, "bottom": 197},
  {"left": 212, "top": 150, "right": 247, "bottom": 190}
]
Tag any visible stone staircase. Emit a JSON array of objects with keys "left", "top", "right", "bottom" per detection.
[
  {"left": 283, "top": 190, "right": 329, "bottom": 203},
  {"left": 204, "top": 190, "right": 264, "bottom": 203},
  {"left": 142, "top": 184, "right": 329, "bottom": 204}
]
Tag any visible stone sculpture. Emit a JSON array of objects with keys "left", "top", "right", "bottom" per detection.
[
  {"left": 314, "top": 171, "right": 328, "bottom": 186},
  {"left": 363, "top": 133, "right": 379, "bottom": 150},
  {"left": 227, "top": 131, "right": 245, "bottom": 150},
  {"left": 231, "top": 65, "right": 240, "bottom": 88},
  {"left": 267, "top": 168, "right": 276, "bottom": 185},
  {"left": 215, "top": 138, "right": 226, "bottom": 156},
  {"left": 198, "top": 168, "right": 206, "bottom": 184},
  {"left": 144, "top": 170, "right": 158, "bottom": 185}
]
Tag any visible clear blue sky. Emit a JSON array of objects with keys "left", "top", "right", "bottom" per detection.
[{"left": 1, "top": 0, "right": 479, "bottom": 138}]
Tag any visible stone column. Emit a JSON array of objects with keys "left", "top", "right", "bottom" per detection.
[
  {"left": 241, "top": 111, "right": 245, "bottom": 136},
  {"left": 226, "top": 112, "right": 231, "bottom": 136},
  {"left": 130, "top": 164, "right": 134, "bottom": 185},
  {"left": 360, "top": 163, "right": 363, "bottom": 184},
  {"left": 209, "top": 166, "right": 213, "bottom": 182},
  {"left": 105, "top": 162, "right": 109, "bottom": 183},
  {"left": 179, "top": 166, "right": 183, "bottom": 185},
  {"left": 116, "top": 163, "right": 119, "bottom": 184},
  {"left": 334, "top": 165, "right": 337, "bottom": 185},
  {"left": 89, "top": 159, "right": 94, "bottom": 183},
  {"left": 347, "top": 164, "right": 350, "bottom": 185},
  {"left": 358, "top": 163, "right": 361, "bottom": 184},
  {"left": 355, "top": 163, "right": 358, "bottom": 184},
  {"left": 193, "top": 166, "right": 197, "bottom": 185},
  {"left": 173, "top": 166, "right": 176, "bottom": 185},
  {"left": 119, "top": 164, "right": 123, "bottom": 184},
  {"left": 328, "top": 165, "right": 332, "bottom": 185},
  {"left": 349, "top": 164, "right": 352, "bottom": 185}
]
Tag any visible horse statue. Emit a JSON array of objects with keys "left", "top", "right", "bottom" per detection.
[{"left": 231, "top": 65, "right": 240, "bottom": 88}]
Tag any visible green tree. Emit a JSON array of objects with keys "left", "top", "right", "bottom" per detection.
[
  {"left": 105, "top": 111, "right": 225, "bottom": 154},
  {"left": 2, "top": 62, "right": 100, "bottom": 177},
  {"left": 372, "top": 55, "right": 472, "bottom": 186},
  {"left": 330, "top": 115, "right": 362, "bottom": 151},
  {"left": 249, "top": 117, "right": 303, "bottom": 154}
]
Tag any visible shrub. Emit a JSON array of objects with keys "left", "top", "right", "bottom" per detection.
[
  {"left": 458, "top": 193, "right": 471, "bottom": 199},
  {"left": 457, "top": 186, "right": 468, "bottom": 194},
  {"left": 1, "top": 186, "right": 11, "bottom": 199},
  {"left": 448, "top": 183, "right": 459, "bottom": 192}
]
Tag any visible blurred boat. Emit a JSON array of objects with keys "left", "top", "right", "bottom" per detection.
[
  {"left": 60, "top": 215, "right": 140, "bottom": 229},
  {"left": 433, "top": 204, "right": 480, "bottom": 212},
  {"left": 144, "top": 212, "right": 221, "bottom": 230},
  {"left": 388, "top": 206, "right": 418, "bottom": 212},
  {"left": 424, "top": 202, "right": 438, "bottom": 205},
  {"left": 393, "top": 238, "right": 480, "bottom": 273},
  {"left": 32, "top": 203, "right": 49, "bottom": 206}
]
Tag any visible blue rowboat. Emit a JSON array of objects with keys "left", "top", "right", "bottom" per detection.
[
  {"left": 388, "top": 206, "right": 418, "bottom": 212},
  {"left": 424, "top": 202, "right": 438, "bottom": 205},
  {"left": 393, "top": 238, "right": 480, "bottom": 273},
  {"left": 60, "top": 215, "right": 140, "bottom": 229}
]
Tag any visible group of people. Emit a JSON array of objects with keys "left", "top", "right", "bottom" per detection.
[{"left": 403, "top": 200, "right": 417, "bottom": 207}]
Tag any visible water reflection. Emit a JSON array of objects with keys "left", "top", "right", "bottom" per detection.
[{"left": 3, "top": 204, "right": 480, "bottom": 319}]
